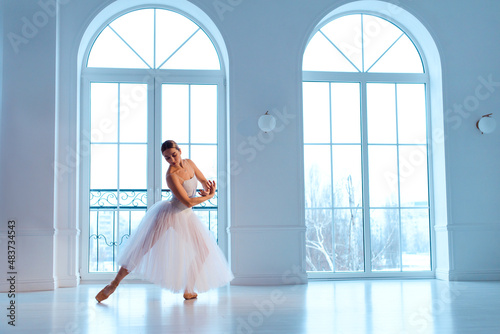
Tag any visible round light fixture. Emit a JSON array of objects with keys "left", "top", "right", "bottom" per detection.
[
  {"left": 258, "top": 111, "right": 276, "bottom": 132},
  {"left": 476, "top": 114, "right": 496, "bottom": 134}
]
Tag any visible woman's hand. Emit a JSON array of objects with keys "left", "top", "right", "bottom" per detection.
[
  {"left": 198, "top": 180, "right": 216, "bottom": 198},
  {"left": 207, "top": 180, "right": 216, "bottom": 198},
  {"left": 198, "top": 189, "right": 209, "bottom": 196}
]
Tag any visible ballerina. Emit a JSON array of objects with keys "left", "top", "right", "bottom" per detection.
[{"left": 95, "top": 140, "right": 233, "bottom": 302}]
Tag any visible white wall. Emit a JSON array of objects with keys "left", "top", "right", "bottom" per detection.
[
  {"left": 1, "top": 0, "right": 499, "bottom": 292},
  {"left": 0, "top": 0, "right": 57, "bottom": 291}
]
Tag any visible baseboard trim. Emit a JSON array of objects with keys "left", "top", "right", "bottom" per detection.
[
  {"left": 434, "top": 223, "right": 500, "bottom": 232},
  {"left": 435, "top": 268, "right": 451, "bottom": 280},
  {"left": 436, "top": 269, "right": 500, "bottom": 281},
  {"left": 231, "top": 273, "right": 308, "bottom": 286},
  {"left": 228, "top": 225, "right": 307, "bottom": 233},
  {"left": 0, "top": 278, "right": 56, "bottom": 292},
  {"left": 55, "top": 275, "right": 80, "bottom": 288}
]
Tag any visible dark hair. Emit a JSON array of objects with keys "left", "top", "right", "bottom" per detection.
[{"left": 161, "top": 140, "right": 180, "bottom": 153}]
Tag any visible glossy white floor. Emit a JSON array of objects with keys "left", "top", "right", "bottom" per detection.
[{"left": 2, "top": 279, "right": 499, "bottom": 333}]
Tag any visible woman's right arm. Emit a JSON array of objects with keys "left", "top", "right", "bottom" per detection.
[{"left": 166, "top": 174, "right": 215, "bottom": 208}]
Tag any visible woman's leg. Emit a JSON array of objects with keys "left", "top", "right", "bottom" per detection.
[
  {"left": 95, "top": 266, "right": 129, "bottom": 302},
  {"left": 95, "top": 216, "right": 167, "bottom": 302},
  {"left": 183, "top": 231, "right": 209, "bottom": 300}
]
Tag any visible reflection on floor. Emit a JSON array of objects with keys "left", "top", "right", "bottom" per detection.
[{"left": 2, "top": 279, "right": 500, "bottom": 333}]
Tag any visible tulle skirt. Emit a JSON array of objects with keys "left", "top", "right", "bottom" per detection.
[{"left": 117, "top": 199, "right": 233, "bottom": 293}]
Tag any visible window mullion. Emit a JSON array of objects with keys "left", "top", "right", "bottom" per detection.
[
  {"left": 329, "top": 83, "right": 335, "bottom": 273},
  {"left": 424, "top": 83, "right": 435, "bottom": 271},
  {"left": 116, "top": 83, "right": 121, "bottom": 272},
  {"left": 361, "top": 14, "right": 365, "bottom": 73},
  {"left": 360, "top": 80, "right": 372, "bottom": 273},
  {"left": 152, "top": 76, "right": 161, "bottom": 205},
  {"left": 395, "top": 84, "right": 403, "bottom": 272},
  {"left": 188, "top": 85, "right": 192, "bottom": 157}
]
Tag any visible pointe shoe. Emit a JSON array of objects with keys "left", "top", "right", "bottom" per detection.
[
  {"left": 183, "top": 292, "right": 198, "bottom": 300},
  {"left": 95, "top": 283, "right": 117, "bottom": 303}
]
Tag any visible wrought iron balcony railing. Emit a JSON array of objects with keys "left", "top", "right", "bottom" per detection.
[
  {"left": 89, "top": 189, "right": 218, "bottom": 209},
  {"left": 88, "top": 189, "right": 218, "bottom": 272}
]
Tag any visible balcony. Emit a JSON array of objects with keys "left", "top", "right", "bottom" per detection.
[{"left": 88, "top": 189, "right": 218, "bottom": 272}]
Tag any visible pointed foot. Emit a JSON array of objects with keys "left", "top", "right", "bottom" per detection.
[
  {"left": 95, "top": 284, "right": 117, "bottom": 303},
  {"left": 183, "top": 292, "right": 198, "bottom": 300}
]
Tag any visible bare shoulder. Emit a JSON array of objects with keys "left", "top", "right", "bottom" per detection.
[
  {"left": 185, "top": 158, "right": 198, "bottom": 168},
  {"left": 166, "top": 170, "right": 181, "bottom": 183}
]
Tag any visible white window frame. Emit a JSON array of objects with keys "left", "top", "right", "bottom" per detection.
[
  {"left": 78, "top": 7, "right": 228, "bottom": 282},
  {"left": 303, "top": 12, "right": 436, "bottom": 279}
]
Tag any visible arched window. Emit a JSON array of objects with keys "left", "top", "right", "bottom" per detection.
[
  {"left": 303, "top": 13, "right": 431, "bottom": 277},
  {"left": 81, "top": 8, "right": 224, "bottom": 278}
]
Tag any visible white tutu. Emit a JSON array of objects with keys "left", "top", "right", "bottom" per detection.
[{"left": 117, "top": 181, "right": 233, "bottom": 293}]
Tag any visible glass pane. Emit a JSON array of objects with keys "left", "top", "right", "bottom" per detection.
[
  {"left": 320, "top": 14, "right": 362, "bottom": 71},
  {"left": 399, "top": 145, "right": 429, "bottom": 207},
  {"left": 91, "top": 83, "right": 118, "bottom": 143},
  {"left": 117, "top": 210, "right": 146, "bottom": 262},
  {"left": 362, "top": 15, "right": 404, "bottom": 71},
  {"left": 117, "top": 210, "right": 132, "bottom": 269},
  {"left": 208, "top": 211, "right": 218, "bottom": 240},
  {"left": 191, "top": 85, "right": 217, "bottom": 144},
  {"left": 303, "top": 82, "right": 330, "bottom": 143},
  {"left": 194, "top": 210, "right": 218, "bottom": 240},
  {"left": 119, "top": 210, "right": 146, "bottom": 247},
  {"left": 88, "top": 8, "right": 221, "bottom": 70},
  {"left": 334, "top": 209, "right": 364, "bottom": 272},
  {"left": 397, "top": 84, "right": 427, "bottom": 144},
  {"left": 368, "top": 34, "right": 423, "bottom": 73},
  {"left": 302, "top": 32, "right": 357, "bottom": 72},
  {"left": 160, "top": 30, "right": 220, "bottom": 70},
  {"left": 162, "top": 84, "right": 189, "bottom": 143},
  {"left": 155, "top": 10, "right": 201, "bottom": 68},
  {"left": 87, "top": 27, "right": 149, "bottom": 69},
  {"left": 109, "top": 9, "right": 154, "bottom": 68},
  {"left": 332, "top": 145, "right": 362, "bottom": 208},
  {"left": 119, "top": 84, "right": 148, "bottom": 143},
  {"left": 370, "top": 209, "right": 400, "bottom": 271},
  {"left": 119, "top": 144, "right": 147, "bottom": 190},
  {"left": 91, "top": 144, "right": 117, "bottom": 189},
  {"left": 401, "top": 209, "right": 430, "bottom": 271},
  {"left": 331, "top": 83, "right": 360, "bottom": 143},
  {"left": 368, "top": 145, "right": 398, "bottom": 207},
  {"left": 305, "top": 209, "right": 333, "bottom": 271},
  {"left": 304, "top": 145, "right": 332, "bottom": 208},
  {"left": 89, "top": 210, "right": 116, "bottom": 272},
  {"left": 367, "top": 83, "right": 397, "bottom": 144},
  {"left": 88, "top": 210, "right": 98, "bottom": 272},
  {"left": 191, "top": 145, "right": 217, "bottom": 182}
]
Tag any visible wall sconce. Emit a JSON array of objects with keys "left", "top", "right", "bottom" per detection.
[
  {"left": 476, "top": 113, "right": 496, "bottom": 134},
  {"left": 258, "top": 111, "right": 276, "bottom": 132}
]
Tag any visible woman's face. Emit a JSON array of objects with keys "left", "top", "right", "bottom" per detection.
[{"left": 162, "top": 148, "right": 182, "bottom": 167}]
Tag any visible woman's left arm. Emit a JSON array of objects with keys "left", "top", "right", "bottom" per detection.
[{"left": 186, "top": 159, "right": 209, "bottom": 191}]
